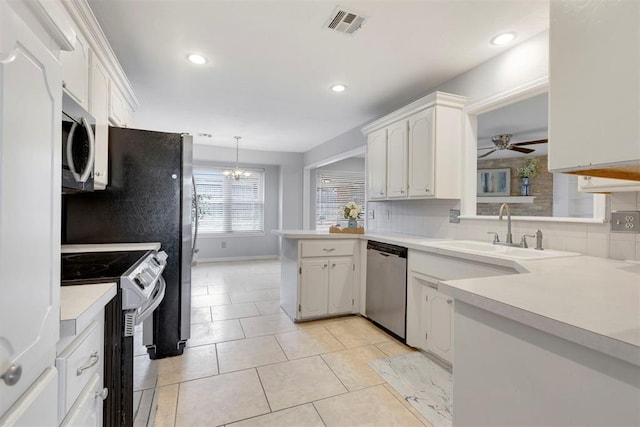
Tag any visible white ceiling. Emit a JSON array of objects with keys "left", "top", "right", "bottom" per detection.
[{"left": 88, "top": 0, "right": 549, "bottom": 152}]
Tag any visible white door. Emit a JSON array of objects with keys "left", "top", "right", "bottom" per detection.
[
  {"left": 0, "top": 3, "right": 60, "bottom": 419},
  {"left": 405, "top": 273, "right": 425, "bottom": 349},
  {"left": 60, "top": 27, "right": 89, "bottom": 110},
  {"left": 60, "top": 373, "right": 102, "bottom": 427},
  {"left": 408, "top": 108, "right": 435, "bottom": 197},
  {"left": 299, "top": 259, "right": 329, "bottom": 318},
  {"left": 328, "top": 257, "right": 353, "bottom": 314},
  {"left": 386, "top": 120, "right": 408, "bottom": 198},
  {"left": 426, "top": 287, "right": 453, "bottom": 363},
  {"left": 367, "top": 128, "right": 387, "bottom": 199},
  {"left": 90, "top": 55, "right": 109, "bottom": 188}
]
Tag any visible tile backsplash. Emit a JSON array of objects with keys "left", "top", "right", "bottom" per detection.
[{"left": 367, "top": 192, "right": 640, "bottom": 262}]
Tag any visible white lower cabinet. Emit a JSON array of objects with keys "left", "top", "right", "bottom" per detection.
[
  {"left": 299, "top": 257, "right": 354, "bottom": 319},
  {"left": 56, "top": 316, "right": 105, "bottom": 425},
  {"left": 406, "top": 250, "right": 516, "bottom": 364},
  {"left": 293, "top": 239, "right": 358, "bottom": 321},
  {"left": 407, "top": 272, "right": 454, "bottom": 364}
]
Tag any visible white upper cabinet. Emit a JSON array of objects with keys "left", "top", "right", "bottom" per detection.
[
  {"left": 0, "top": 2, "right": 60, "bottom": 422},
  {"left": 549, "top": 0, "right": 640, "bottom": 181},
  {"left": 90, "top": 54, "right": 109, "bottom": 189},
  {"left": 578, "top": 176, "right": 640, "bottom": 194},
  {"left": 362, "top": 92, "right": 466, "bottom": 201},
  {"left": 60, "top": 28, "right": 90, "bottom": 110},
  {"left": 367, "top": 128, "right": 388, "bottom": 200},
  {"left": 386, "top": 121, "right": 408, "bottom": 198}
]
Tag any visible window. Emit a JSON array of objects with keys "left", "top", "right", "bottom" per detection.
[
  {"left": 316, "top": 169, "right": 365, "bottom": 230},
  {"left": 194, "top": 167, "right": 265, "bottom": 235}
]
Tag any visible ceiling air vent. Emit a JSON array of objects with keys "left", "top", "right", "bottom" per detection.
[{"left": 324, "top": 6, "right": 366, "bottom": 35}]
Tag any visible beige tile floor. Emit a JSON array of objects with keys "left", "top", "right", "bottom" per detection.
[{"left": 133, "top": 259, "right": 431, "bottom": 427}]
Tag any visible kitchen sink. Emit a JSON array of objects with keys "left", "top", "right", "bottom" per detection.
[{"left": 427, "top": 240, "right": 580, "bottom": 261}]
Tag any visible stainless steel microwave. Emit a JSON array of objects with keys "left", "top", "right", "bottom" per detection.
[{"left": 62, "top": 92, "right": 95, "bottom": 193}]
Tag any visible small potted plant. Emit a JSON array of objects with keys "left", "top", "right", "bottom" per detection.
[
  {"left": 516, "top": 158, "right": 539, "bottom": 195},
  {"left": 341, "top": 201, "right": 362, "bottom": 230}
]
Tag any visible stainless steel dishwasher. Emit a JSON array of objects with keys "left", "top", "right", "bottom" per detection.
[{"left": 366, "top": 240, "right": 408, "bottom": 340}]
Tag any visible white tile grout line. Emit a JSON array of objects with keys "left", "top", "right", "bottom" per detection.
[{"left": 254, "top": 367, "right": 273, "bottom": 414}]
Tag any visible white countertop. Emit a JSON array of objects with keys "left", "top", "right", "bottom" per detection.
[
  {"left": 274, "top": 229, "right": 640, "bottom": 366},
  {"left": 60, "top": 282, "right": 117, "bottom": 337},
  {"left": 61, "top": 242, "right": 161, "bottom": 253}
]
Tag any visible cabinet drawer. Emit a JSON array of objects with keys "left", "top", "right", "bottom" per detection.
[
  {"left": 56, "top": 321, "right": 103, "bottom": 419},
  {"left": 300, "top": 240, "right": 355, "bottom": 258},
  {"left": 60, "top": 373, "right": 102, "bottom": 427}
]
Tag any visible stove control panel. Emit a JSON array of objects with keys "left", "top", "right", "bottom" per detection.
[{"left": 121, "top": 250, "right": 168, "bottom": 310}]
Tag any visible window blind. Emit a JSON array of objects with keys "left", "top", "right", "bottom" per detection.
[
  {"left": 316, "top": 169, "right": 365, "bottom": 230},
  {"left": 194, "top": 167, "right": 265, "bottom": 235}
]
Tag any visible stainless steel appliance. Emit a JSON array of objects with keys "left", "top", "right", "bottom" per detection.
[
  {"left": 366, "top": 241, "right": 408, "bottom": 340},
  {"left": 61, "top": 249, "right": 167, "bottom": 427},
  {"left": 62, "top": 92, "right": 95, "bottom": 193},
  {"left": 62, "top": 128, "right": 193, "bottom": 359}
]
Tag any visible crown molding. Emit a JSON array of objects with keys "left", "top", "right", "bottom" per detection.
[
  {"left": 62, "top": 0, "right": 140, "bottom": 109},
  {"left": 361, "top": 91, "right": 467, "bottom": 135},
  {"left": 24, "top": 0, "right": 75, "bottom": 50}
]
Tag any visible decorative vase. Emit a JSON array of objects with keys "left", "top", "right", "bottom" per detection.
[
  {"left": 521, "top": 177, "right": 531, "bottom": 196},
  {"left": 348, "top": 218, "right": 358, "bottom": 230}
]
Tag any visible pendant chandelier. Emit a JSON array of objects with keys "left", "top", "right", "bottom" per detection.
[{"left": 223, "top": 136, "right": 251, "bottom": 180}]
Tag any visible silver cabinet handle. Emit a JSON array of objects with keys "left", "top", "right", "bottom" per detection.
[
  {"left": 447, "top": 299, "right": 453, "bottom": 304},
  {"left": 78, "top": 117, "right": 95, "bottom": 183},
  {"left": 322, "top": 248, "right": 335, "bottom": 252},
  {"left": 95, "top": 387, "right": 108, "bottom": 401},
  {"left": 400, "top": 189, "right": 405, "bottom": 193},
  {"left": 77, "top": 351, "right": 99, "bottom": 376},
  {"left": 332, "top": 263, "right": 336, "bottom": 268},
  {"left": 323, "top": 264, "right": 328, "bottom": 268},
  {"left": 1, "top": 364, "right": 22, "bottom": 386},
  {"left": 427, "top": 282, "right": 438, "bottom": 290}
]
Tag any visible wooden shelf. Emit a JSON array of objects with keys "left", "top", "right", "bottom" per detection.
[{"left": 477, "top": 196, "right": 536, "bottom": 204}]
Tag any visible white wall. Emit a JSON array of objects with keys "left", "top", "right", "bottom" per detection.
[
  {"left": 193, "top": 144, "right": 304, "bottom": 260},
  {"left": 303, "top": 127, "right": 366, "bottom": 167}
]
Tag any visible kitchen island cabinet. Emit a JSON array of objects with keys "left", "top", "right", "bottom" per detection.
[{"left": 278, "top": 235, "right": 360, "bottom": 321}]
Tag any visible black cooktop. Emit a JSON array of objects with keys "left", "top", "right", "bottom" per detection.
[{"left": 61, "top": 250, "right": 150, "bottom": 285}]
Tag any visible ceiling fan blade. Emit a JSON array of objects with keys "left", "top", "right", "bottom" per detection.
[
  {"left": 478, "top": 149, "right": 497, "bottom": 158},
  {"left": 477, "top": 146, "right": 495, "bottom": 151},
  {"left": 509, "top": 146, "right": 535, "bottom": 154},
  {"left": 511, "top": 139, "right": 548, "bottom": 147}
]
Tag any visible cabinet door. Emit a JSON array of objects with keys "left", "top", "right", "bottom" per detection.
[
  {"left": 109, "top": 82, "right": 126, "bottom": 126},
  {"left": 405, "top": 273, "right": 425, "bottom": 348},
  {"left": 299, "top": 259, "right": 329, "bottom": 318},
  {"left": 90, "top": 55, "right": 109, "bottom": 188},
  {"left": 60, "top": 373, "right": 102, "bottom": 427},
  {"left": 328, "top": 257, "right": 353, "bottom": 315},
  {"left": 426, "top": 287, "right": 453, "bottom": 363},
  {"left": 0, "top": 3, "right": 60, "bottom": 419},
  {"left": 367, "top": 128, "right": 387, "bottom": 199},
  {"left": 386, "top": 121, "right": 408, "bottom": 198},
  {"left": 408, "top": 108, "right": 435, "bottom": 197},
  {"left": 60, "top": 28, "right": 90, "bottom": 110}
]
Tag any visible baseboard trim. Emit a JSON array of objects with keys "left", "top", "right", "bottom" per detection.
[{"left": 195, "top": 255, "right": 279, "bottom": 263}]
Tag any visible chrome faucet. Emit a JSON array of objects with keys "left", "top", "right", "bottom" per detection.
[{"left": 498, "top": 203, "right": 513, "bottom": 244}]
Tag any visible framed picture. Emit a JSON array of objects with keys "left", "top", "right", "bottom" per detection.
[{"left": 477, "top": 168, "right": 510, "bottom": 196}]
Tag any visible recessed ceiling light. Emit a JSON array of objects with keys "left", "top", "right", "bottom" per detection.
[
  {"left": 187, "top": 53, "right": 207, "bottom": 65},
  {"left": 330, "top": 84, "right": 346, "bottom": 93},
  {"left": 490, "top": 32, "right": 517, "bottom": 46}
]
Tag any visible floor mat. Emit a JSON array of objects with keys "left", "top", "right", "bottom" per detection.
[{"left": 369, "top": 352, "right": 453, "bottom": 427}]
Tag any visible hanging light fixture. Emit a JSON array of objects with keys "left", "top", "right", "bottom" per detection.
[{"left": 223, "top": 136, "right": 251, "bottom": 180}]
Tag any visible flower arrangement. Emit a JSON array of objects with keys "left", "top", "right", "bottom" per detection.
[
  {"left": 516, "top": 158, "right": 539, "bottom": 179},
  {"left": 341, "top": 201, "right": 362, "bottom": 219}
]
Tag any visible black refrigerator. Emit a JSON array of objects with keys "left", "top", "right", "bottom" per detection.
[{"left": 63, "top": 127, "right": 193, "bottom": 359}]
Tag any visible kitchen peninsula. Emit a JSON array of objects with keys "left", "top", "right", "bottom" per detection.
[{"left": 275, "top": 230, "right": 640, "bottom": 425}]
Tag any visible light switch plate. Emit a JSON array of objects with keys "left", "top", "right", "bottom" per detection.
[
  {"left": 449, "top": 209, "right": 460, "bottom": 224},
  {"left": 367, "top": 209, "right": 375, "bottom": 219},
  {"left": 610, "top": 211, "right": 640, "bottom": 233}
]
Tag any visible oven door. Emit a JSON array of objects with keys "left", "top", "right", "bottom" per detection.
[{"left": 62, "top": 94, "right": 95, "bottom": 193}]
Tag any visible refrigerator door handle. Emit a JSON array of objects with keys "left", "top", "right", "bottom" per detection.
[{"left": 191, "top": 175, "right": 199, "bottom": 260}]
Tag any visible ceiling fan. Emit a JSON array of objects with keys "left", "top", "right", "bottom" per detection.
[{"left": 477, "top": 134, "right": 548, "bottom": 158}]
